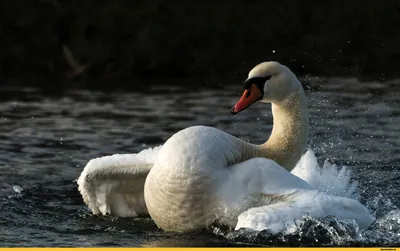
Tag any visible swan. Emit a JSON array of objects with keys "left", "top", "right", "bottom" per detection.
[{"left": 78, "top": 61, "right": 375, "bottom": 233}]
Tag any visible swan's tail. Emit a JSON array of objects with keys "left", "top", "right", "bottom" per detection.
[{"left": 291, "top": 150, "right": 359, "bottom": 199}]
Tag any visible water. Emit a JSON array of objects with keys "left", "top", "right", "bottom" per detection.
[{"left": 0, "top": 77, "right": 399, "bottom": 247}]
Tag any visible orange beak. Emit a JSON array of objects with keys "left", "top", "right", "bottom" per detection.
[{"left": 231, "top": 84, "right": 263, "bottom": 115}]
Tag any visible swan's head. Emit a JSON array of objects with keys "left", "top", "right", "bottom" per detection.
[{"left": 231, "top": 61, "right": 301, "bottom": 114}]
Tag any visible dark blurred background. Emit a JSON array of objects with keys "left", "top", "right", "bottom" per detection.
[{"left": 0, "top": 0, "right": 399, "bottom": 90}]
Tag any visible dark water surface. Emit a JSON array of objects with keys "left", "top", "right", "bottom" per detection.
[{"left": 0, "top": 78, "right": 399, "bottom": 247}]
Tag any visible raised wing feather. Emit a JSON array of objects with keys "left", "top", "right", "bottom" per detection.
[
  {"left": 291, "top": 150, "right": 359, "bottom": 199},
  {"left": 77, "top": 146, "right": 161, "bottom": 217}
]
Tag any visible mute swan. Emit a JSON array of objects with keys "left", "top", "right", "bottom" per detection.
[{"left": 78, "top": 61, "right": 375, "bottom": 233}]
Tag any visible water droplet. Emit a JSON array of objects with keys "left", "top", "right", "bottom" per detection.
[{"left": 13, "top": 185, "right": 23, "bottom": 193}]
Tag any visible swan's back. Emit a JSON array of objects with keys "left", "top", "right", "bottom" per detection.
[{"left": 155, "top": 126, "right": 253, "bottom": 172}]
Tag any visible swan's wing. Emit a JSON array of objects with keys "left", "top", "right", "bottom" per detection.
[
  {"left": 220, "top": 157, "right": 374, "bottom": 233},
  {"left": 291, "top": 149, "right": 359, "bottom": 199},
  {"left": 216, "top": 158, "right": 313, "bottom": 225},
  {"left": 77, "top": 146, "right": 161, "bottom": 217},
  {"left": 235, "top": 189, "right": 375, "bottom": 233},
  {"left": 228, "top": 157, "right": 313, "bottom": 195}
]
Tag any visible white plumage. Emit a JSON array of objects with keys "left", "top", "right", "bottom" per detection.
[
  {"left": 77, "top": 146, "right": 161, "bottom": 216},
  {"left": 292, "top": 149, "right": 359, "bottom": 199},
  {"left": 235, "top": 149, "right": 373, "bottom": 233},
  {"left": 77, "top": 131, "right": 374, "bottom": 233}
]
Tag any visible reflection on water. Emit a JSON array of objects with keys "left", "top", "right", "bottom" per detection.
[{"left": 0, "top": 77, "right": 399, "bottom": 246}]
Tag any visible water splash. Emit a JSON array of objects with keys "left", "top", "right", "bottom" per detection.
[
  {"left": 13, "top": 185, "right": 23, "bottom": 193},
  {"left": 212, "top": 208, "right": 400, "bottom": 246}
]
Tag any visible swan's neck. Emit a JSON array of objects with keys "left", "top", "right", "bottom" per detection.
[{"left": 259, "top": 89, "right": 309, "bottom": 171}]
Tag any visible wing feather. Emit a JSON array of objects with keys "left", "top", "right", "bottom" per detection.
[
  {"left": 236, "top": 190, "right": 375, "bottom": 233},
  {"left": 77, "top": 146, "right": 161, "bottom": 217}
]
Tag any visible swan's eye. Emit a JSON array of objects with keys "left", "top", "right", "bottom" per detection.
[{"left": 242, "top": 76, "right": 271, "bottom": 91}]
